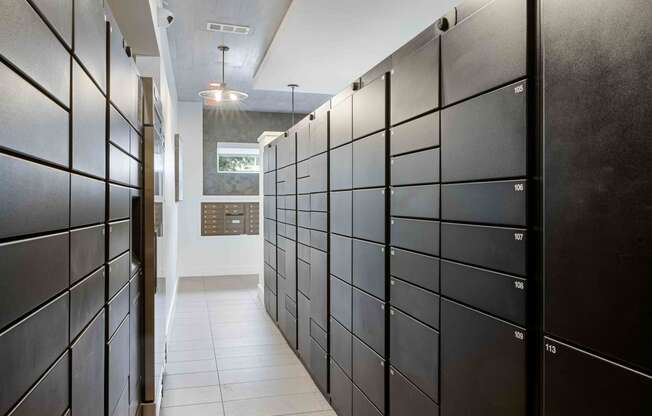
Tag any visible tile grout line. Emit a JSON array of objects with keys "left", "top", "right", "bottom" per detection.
[{"left": 204, "top": 277, "right": 228, "bottom": 416}]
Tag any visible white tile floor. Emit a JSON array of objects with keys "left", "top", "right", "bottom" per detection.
[{"left": 161, "top": 275, "right": 335, "bottom": 416}]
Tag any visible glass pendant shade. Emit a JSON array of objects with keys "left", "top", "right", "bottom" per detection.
[{"left": 199, "top": 46, "right": 247, "bottom": 104}]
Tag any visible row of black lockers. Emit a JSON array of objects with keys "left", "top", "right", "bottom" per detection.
[
  {"left": 0, "top": 1, "right": 143, "bottom": 416},
  {"left": 262, "top": 143, "right": 277, "bottom": 320},
  {"left": 263, "top": 0, "right": 652, "bottom": 414}
]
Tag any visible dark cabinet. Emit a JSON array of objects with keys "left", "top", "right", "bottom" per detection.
[
  {"left": 70, "top": 224, "right": 105, "bottom": 284},
  {"left": 353, "top": 189, "right": 386, "bottom": 243},
  {"left": 9, "top": 350, "right": 69, "bottom": 416},
  {"left": 298, "top": 294, "right": 311, "bottom": 364},
  {"left": 390, "top": 218, "right": 439, "bottom": 256},
  {"left": 441, "top": 260, "right": 526, "bottom": 326},
  {"left": 109, "top": 220, "right": 130, "bottom": 260},
  {"left": 309, "top": 248, "right": 328, "bottom": 330},
  {"left": 73, "top": 62, "right": 106, "bottom": 178},
  {"left": 0, "top": 293, "right": 69, "bottom": 416},
  {"left": 310, "top": 339, "right": 328, "bottom": 394},
  {"left": 390, "top": 148, "right": 439, "bottom": 186},
  {"left": 390, "top": 307, "right": 439, "bottom": 401},
  {"left": 110, "top": 184, "right": 131, "bottom": 221},
  {"left": 330, "top": 143, "right": 353, "bottom": 190},
  {"left": 0, "top": 232, "right": 69, "bottom": 329},
  {"left": 544, "top": 337, "right": 652, "bottom": 415},
  {"left": 331, "top": 359, "right": 353, "bottom": 416},
  {"left": 70, "top": 267, "right": 105, "bottom": 340},
  {"left": 330, "top": 96, "right": 353, "bottom": 148},
  {"left": 0, "top": 62, "right": 68, "bottom": 166},
  {"left": 352, "top": 239, "right": 386, "bottom": 300},
  {"left": 331, "top": 191, "right": 353, "bottom": 236},
  {"left": 330, "top": 276, "right": 352, "bottom": 330},
  {"left": 352, "top": 288, "right": 385, "bottom": 357},
  {"left": 390, "top": 112, "right": 439, "bottom": 156},
  {"left": 71, "top": 174, "right": 105, "bottom": 227},
  {"left": 441, "top": 0, "right": 526, "bottom": 105},
  {"left": 389, "top": 248, "right": 439, "bottom": 293},
  {"left": 543, "top": 0, "right": 652, "bottom": 373},
  {"left": 71, "top": 311, "right": 104, "bottom": 416},
  {"left": 108, "top": 252, "right": 131, "bottom": 299},
  {"left": 353, "top": 76, "right": 386, "bottom": 140},
  {"left": 108, "top": 284, "right": 129, "bottom": 338},
  {"left": 391, "top": 185, "right": 439, "bottom": 219},
  {"left": 390, "top": 366, "right": 439, "bottom": 416},
  {"left": 441, "top": 299, "right": 526, "bottom": 416},
  {"left": 75, "top": 0, "right": 107, "bottom": 89},
  {"left": 0, "top": 154, "right": 69, "bottom": 239},
  {"left": 441, "top": 81, "right": 526, "bottom": 182},
  {"left": 352, "top": 336, "right": 386, "bottom": 414},
  {"left": 391, "top": 38, "right": 439, "bottom": 125},
  {"left": 353, "top": 132, "right": 386, "bottom": 188},
  {"left": 107, "top": 317, "right": 130, "bottom": 416},
  {"left": 390, "top": 278, "right": 439, "bottom": 329},
  {"left": 310, "top": 153, "right": 328, "bottom": 193},
  {"left": 331, "top": 317, "right": 352, "bottom": 376},
  {"left": 330, "top": 234, "right": 352, "bottom": 283},
  {"left": 441, "top": 223, "right": 526, "bottom": 276},
  {"left": 110, "top": 145, "right": 131, "bottom": 185},
  {"left": 442, "top": 180, "right": 526, "bottom": 226}
]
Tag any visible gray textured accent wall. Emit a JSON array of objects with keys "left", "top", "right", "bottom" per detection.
[{"left": 203, "top": 109, "right": 306, "bottom": 195}]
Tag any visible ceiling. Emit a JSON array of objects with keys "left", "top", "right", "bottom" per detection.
[{"left": 166, "top": 0, "right": 458, "bottom": 113}]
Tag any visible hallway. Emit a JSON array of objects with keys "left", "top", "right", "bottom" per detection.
[{"left": 161, "top": 275, "right": 334, "bottom": 416}]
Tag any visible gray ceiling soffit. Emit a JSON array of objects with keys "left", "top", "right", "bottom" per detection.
[{"left": 107, "top": 0, "right": 159, "bottom": 56}]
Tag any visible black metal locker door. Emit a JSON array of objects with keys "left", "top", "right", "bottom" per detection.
[
  {"left": 309, "top": 248, "right": 328, "bottom": 330},
  {"left": 543, "top": 0, "right": 652, "bottom": 373},
  {"left": 441, "top": 299, "right": 525, "bottom": 416}
]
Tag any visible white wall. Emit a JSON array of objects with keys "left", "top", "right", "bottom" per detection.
[{"left": 176, "top": 102, "right": 262, "bottom": 278}]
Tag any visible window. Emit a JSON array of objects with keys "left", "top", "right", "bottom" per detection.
[{"left": 217, "top": 142, "right": 260, "bottom": 173}]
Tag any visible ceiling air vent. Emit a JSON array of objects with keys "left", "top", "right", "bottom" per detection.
[{"left": 206, "top": 22, "right": 250, "bottom": 35}]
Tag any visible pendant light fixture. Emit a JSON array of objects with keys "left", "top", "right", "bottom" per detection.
[{"left": 199, "top": 45, "right": 248, "bottom": 104}]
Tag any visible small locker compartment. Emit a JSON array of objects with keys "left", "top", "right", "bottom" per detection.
[
  {"left": 352, "top": 288, "right": 386, "bottom": 357},
  {"left": 298, "top": 226, "right": 310, "bottom": 245},
  {"left": 441, "top": 180, "right": 526, "bottom": 226},
  {"left": 280, "top": 305, "right": 297, "bottom": 349},
  {"left": 441, "top": 223, "right": 526, "bottom": 276},
  {"left": 441, "top": 260, "right": 526, "bottom": 326},
  {"left": 297, "top": 194, "right": 311, "bottom": 211},
  {"left": 298, "top": 243, "right": 311, "bottom": 263},
  {"left": 109, "top": 144, "right": 131, "bottom": 186},
  {"left": 107, "top": 317, "right": 130, "bottom": 416},
  {"left": 311, "top": 192, "right": 328, "bottom": 212},
  {"left": 109, "top": 220, "right": 130, "bottom": 260},
  {"left": 109, "top": 184, "right": 131, "bottom": 221},
  {"left": 298, "top": 294, "right": 311, "bottom": 365},
  {"left": 108, "top": 252, "right": 130, "bottom": 299},
  {"left": 353, "top": 385, "right": 383, "bottom": 416},
  {"left": 71, "top": 224, "right": 105, "bottom": 284},
  {"left": 353, "top": 132, "right": 386, "bottom": 188},
  {"left": 331, "top": 276, "right": 352, "bottom": 330},
  {"left": 297, "top": 124, "right": 311, "bottom": 162},
  {"left": 71, "top": 311, "right": 104, "bottom": 416},
  {"left": 309, "top": 248, "right": 328, "bottom": 330},
  {"left": 70, "top": 267, "right": 105, "bottom": 340},
  {"left": 330, "top": 234, "right": 352, "bottom": 283},
  {"left": 390, "top": 112, "right": 439, "bottom": 156},
  {"left": 107, "top": 285, "right": 129, "bottom": 338},
  {"left": 310, "top": 230, "right": 328, "bottom": 252},
  {"left": 265, "top": 287, "right": 277, "bottom": 321},
  {"left": 311, "top": 116, "right": 328, "bottom": 156},
  {"left": 311, "top": 212, "right": 328, "bottom": 232},
  {"left": 391, "top": 38, "right": 439, "bottom": 125},
  {"left": 297, "top": 259, "right": 310, "bottom": 296},
  {"left": 330, "top": 96, "right": 353, "bottom": 148},
  {"left": 331, "top": 359, "right": 353, "bottom": 416},
  {"left": 441, "top": 299, "right": 526, "bottom": 416},
  {"left": 330, "top": 143, "right": 353, "bottom": 190},
  {"left": 441, "top": 0, "right": 526, "bottom": 105},
  {"left": 10, "top": 351, "right": 69, "bottom": 416},
  {"left": 298, "top": 211, "right": 311, "bottom": 228},
  {"left": 310, "top": 153, "right": 328, "bottom": 193},
  {"left": 390, "top": 278, "right": 439, "bottom": 329},
  {"left": 310, "top": 339, "right": 329, "bottom": 394},
  {"left": 390, "top": 148, "right": 439, "bottom": 186},
  {"left": 310, "top": 318, "right": 328, "bottom": 352},
  {"left": 390, "top": 218, "right": 439, "bottom": 256},
  {"left": 331, "top": 317, "right": 352, "bottom": 377},
  {"left": 352, "top": 336, "right": 386, "bottom": 414},
  {"left": 331, "top": 191, "right": 353, "bottom": 236},
  {"left": 390, "top": 366, "right": 439, "bottom": 416},
  {"left": 390, "top": 307, "right": 439, "bottom": 402},
  {"left": 353, "top": 189, "right": 386, "bottom": 244},
  {"left": 352, "top": 239, "right": 386, "bottom": 300},
  {"left": 441, "top": 81, "right": 526, "bottom": 183},
  {"left": 70, "top": 174, "right": 105, "bottom": 227},
  {"left": 544, "top": 337, "right": 652, "bottom": 415},
  {"left": 352, "top": 75, "right": 386, "bottom": 140},
  {"left": 390, "top": 185, "right": 439, "bottom": 219},
  {"left": 390, "top": 248, "right": 439, "bottom": 293}
]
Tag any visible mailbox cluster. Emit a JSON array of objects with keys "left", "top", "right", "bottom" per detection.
[
  {"left": 264, "top": 0, "right": 652, "bottom": 415},
  {"left": 201, "top": 202, "right": 260, "bottom": 236},
  {"left": 0, "top": 1, "right": 144, "bottom": 416}
]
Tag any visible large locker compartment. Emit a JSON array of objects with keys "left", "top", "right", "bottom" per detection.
[{"left": 0, "top": 1, "right": 144, "bottom": 414}]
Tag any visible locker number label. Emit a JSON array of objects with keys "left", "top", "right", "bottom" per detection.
[
  {"left": 545, "top": 343, "right": 557, "bottom": 354},
  {"left": 514, "top": 331, "right": 525, "bottom": 341},
  {"left": 514, "top": 84, "right": 525, "bottom": 94},
  {"left": 514, "top": 183, "right": 525, "bottom": 192},
  {"left": 514, "top": 233, "right": 524, "bottom": 241},
  {"left": 514, "top": 281, "right": 525, "bottom": 290}
]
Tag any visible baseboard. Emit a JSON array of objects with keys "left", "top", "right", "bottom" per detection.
[{"left": 178, "top": 265, "right": 259, "bottom": 277}]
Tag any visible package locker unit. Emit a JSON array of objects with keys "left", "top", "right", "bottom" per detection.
[
  {"left": 0, "top": 0, "right": 144, "bottom": 415},
  {"left": 263, "top": 0, "right": 652, "bottom": 414}
]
